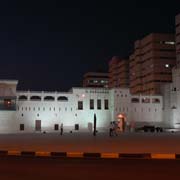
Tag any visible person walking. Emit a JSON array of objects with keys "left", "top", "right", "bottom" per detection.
[
  {"left": 60, "top": 123, "right": 63, "bottom": 135},
  {"left": 109, "top": 122, "right": 114, "bottom": 137},
  {"left": 113, "top": 121, "right": 118, "bottom": 136}
]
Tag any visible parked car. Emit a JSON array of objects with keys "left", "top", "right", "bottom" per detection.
[{"left": 135, "top": 126, "right": 163, "bottom": 132}]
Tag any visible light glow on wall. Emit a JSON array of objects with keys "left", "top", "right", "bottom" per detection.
[{"left": 81, "top": 94, "right": 85, "bottom": 98}]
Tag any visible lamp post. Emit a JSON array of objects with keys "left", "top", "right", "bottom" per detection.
[{"left": 93, "top": 113, "right": 97, "bottom": 136}]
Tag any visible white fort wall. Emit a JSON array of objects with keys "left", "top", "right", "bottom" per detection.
[
  {"left": 169, "top": 14, "right": 180, "bottom": 128},
  {"left": 110, "top": 88, "right": 131, "bottom": 122},
  {"left": 16, "top": 88, "right": 111, "bottom": 133},
  {"left": 111, "top": 88, "right": 163, "bottom": 127},
  {"left": 0, "top": 80, "right": 165, "bottom": 133},
  {"left": 0, "top": 111, "right": 17, "bottom": 133},
  {"left": 167, "top": 67, "right": 180, "bottom": 128}
]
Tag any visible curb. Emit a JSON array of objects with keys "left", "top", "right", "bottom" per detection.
[{"left": 0, "top": 150, "right": 178, "bottom": 159}]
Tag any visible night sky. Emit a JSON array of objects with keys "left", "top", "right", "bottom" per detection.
[{"left": 0, "top": 1, "right": 180, "bottom": 91}]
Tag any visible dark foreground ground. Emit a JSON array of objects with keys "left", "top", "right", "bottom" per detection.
[{"left": 0, "top": 156, "right": 180, "bottom": 180}]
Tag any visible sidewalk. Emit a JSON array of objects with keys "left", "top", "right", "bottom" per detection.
[{"left": 0, "top": 132, "right": 180, "bottom": 153}]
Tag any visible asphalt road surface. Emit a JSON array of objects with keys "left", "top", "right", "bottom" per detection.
[
  {"left": 0, "top": 157, "right": 180, "bottom": 180},
  {"left": 1, "top": 132, "right": 180, "bottom": 153}
]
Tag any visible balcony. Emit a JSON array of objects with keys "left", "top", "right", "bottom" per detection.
[{"left": 0, "top": 104, "right": 16, "bottom": 111}]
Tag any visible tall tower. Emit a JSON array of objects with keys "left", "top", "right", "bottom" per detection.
[
  {"left": 109, "top": 56, "right": 129, "bottom": 88},
  {"left": 130, "top": 33, "right": 176, "bottom": 95},
  {"left": 173, "top": 14, "right": 180, "bottom": 91},
  {"left": 176, "top": 14, "right": 180, "bottom": 67},
  {"left": 170, "top": 13, "right": 180, "bottom": 128}
]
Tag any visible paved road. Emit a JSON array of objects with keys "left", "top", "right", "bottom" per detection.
[
  {"left": 1, "top": 132, "right": 180, "bottom": 153},
  {"left": 0, "top": 157, "right": 180, "bottom": 180}
]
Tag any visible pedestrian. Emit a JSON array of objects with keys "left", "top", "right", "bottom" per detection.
[
  {"left": 113, "top": 121, "right": 118, "bottom": 136},
  {"left": 60, "top": 123, "right": 63, "bottom": 135},
  {"left": 109, "top": 122, "right": 114, "bottom": 137}
]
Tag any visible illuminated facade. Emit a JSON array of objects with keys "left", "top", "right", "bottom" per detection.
[
  {"left": 0, "top": 80, "right": 164, "bottom": 133},
  {"left": 0, "top": 14, "right": 180, "bottom": 133}
]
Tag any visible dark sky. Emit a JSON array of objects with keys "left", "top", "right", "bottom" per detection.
[{"left": 0, "top": 1, "right": 180, "bottom": 91}]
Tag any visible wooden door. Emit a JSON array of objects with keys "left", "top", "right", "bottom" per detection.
[{"left": 35, "top": 120, "right": 41, "bottom": 131}]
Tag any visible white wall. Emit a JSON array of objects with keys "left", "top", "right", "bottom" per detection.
[
  {"left": 113, "top": 92, "right": 163, "bottom": 127},
  {"left": 16, "top": 88, "right": 111, "bottom": 133},
  {"left": 0, "top": 82, "right": 174, "bottom": 134}
]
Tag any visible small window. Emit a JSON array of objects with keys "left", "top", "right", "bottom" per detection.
[
  {"left": 33, "top": 107, "right": 35, "bottom": 111},
  {"left": 142, "top": 98, "right": 150, "bottom": 103},
  {"left": 29, "top": 107, "right": 31, "bottom": 111},
  {"left": 78, "top": 101, "right": 83, "bottom": 110},
  {"left": 37, "top": 114, "right": 39, "bottom": 117},
  {"left": 18, "top": 95, "right": 28, "bottom": 101},
  {"left": 65, "top": 107, "right": 67, "bottom": 111},
  {"left": 171, "top": 106, "right": 176, "bottom": 109},
  {"left": 97, "top": 99, "right": 101, "bottom": 110},
  {"left": 30, "top": 96, "right": 41, "bottom": 101},
  {"left": 57, "top": 96, "right": 68, "bottom": 101},
  {"left": 54, "top": 107, "right": 55, "bottom": 111},
  {"left": 49, "top": 107, "right": 51, "bottom": 111},
  {"left": 104, "top": 99, "right": 109, "bottom": 110},
  {"left": 75, "top": 124, "right": 79, "bottom": 130},
  {"left": 38, "top": 107, "right": 40, "bottom": 111},
  {"left": 44, "top": 96, "right": 55, "bottom": 101},
  {"left": 20, "top": 124, "right": 24, "bottom": 131},
  {"left": 21, "top": 113, "right": 23, "bottom": 117},
  {"left": 90, "top": 99, "right": 94, "bottom": 110},
  {"left": 54, "top": 124, "right": 59, "bottom": 131},
  {"left": 152, "top": 98, "right": 160, "bottom": 103},
  {"left": 43, "top": 107, "right": 45, "bottom": 111},
  {"left": 131, "top": 98, "right": 139, "bottom": 103}
]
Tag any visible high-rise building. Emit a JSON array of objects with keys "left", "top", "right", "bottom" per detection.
[
  {"left": 130, "top": 33, "right": 176, "bottom": 95},
  {"left": 108, "top": 56, "right": 119, "bottom": 88},
  {"left": 83, "top": 72, "right": 109, "bottom": 88},
  {"left": 176, "top": 13, "right": 180, "bottom": 66},
  {"left": 108, "top": 56, "right": 129, "bottom": 88}
]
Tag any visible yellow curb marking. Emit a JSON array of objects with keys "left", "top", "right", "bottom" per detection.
[
  {"left": 35, "top": 151, "right": 51, "bottom": 157},
  {"left": 101, "top": 153, "right": 119, "bottom": 158},
  {"left": 67, "top": 152, "right": 84, "bottom": 158},
  {"left": 8, "top": 151, "right": 21, "bottom": 156},
  {"left": 151, "top": 153, "right": 175, "bottom": 159}
]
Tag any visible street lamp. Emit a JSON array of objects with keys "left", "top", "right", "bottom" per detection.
[{"left": 93, "top": 113, "right": 97, "bottom": 136}]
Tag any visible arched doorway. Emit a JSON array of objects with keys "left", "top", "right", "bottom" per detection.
[{"left": 117, "top": 113, "right": 126, "bottom": 132}]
